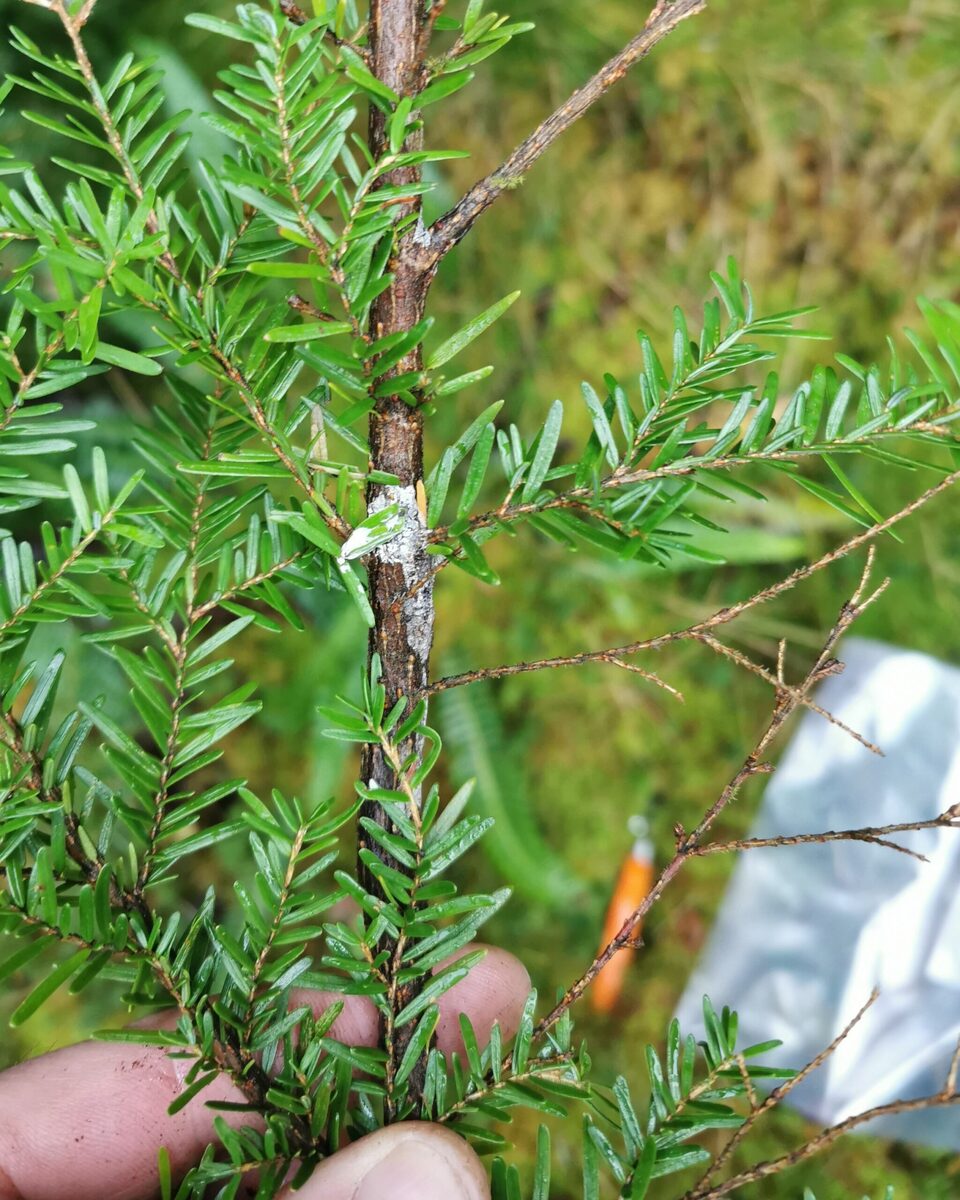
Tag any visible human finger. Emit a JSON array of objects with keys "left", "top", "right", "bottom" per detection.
[
  {"left": 0, "top": 945, "right": 528, "bottom": 1200},
  {"left": 0, "top": 1037, "right": 245, "bottom": 1200},
  {"left": 283, "top": 1122, "right": 489, "bottom": 1200},
  {"left": 290, "top": 943, "right": 531, "bottom": 1058}
]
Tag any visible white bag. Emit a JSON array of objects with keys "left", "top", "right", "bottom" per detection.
[{"left": 674, "top": 638, "right": 960, "bottom": 1148}]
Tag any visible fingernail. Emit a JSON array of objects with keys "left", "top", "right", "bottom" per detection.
[{"left": 355, "top": 1140, "right": 472, "bottom": 1200}]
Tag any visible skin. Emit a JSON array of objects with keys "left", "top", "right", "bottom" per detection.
[{"left": 0, "top": 945, "right": 530, "bottom": 1200}]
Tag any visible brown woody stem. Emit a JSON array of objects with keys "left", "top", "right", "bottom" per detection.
[
  {"left": 417, "top": 0, "right": 706, "bottom": 268},
  {"left": 352, "top": 0, "right": 715, "bottom": 1123},
  {"left": 357, "top": 0, "right": 436, "bottom": 1119}
]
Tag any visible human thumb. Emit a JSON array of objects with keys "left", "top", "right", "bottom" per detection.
[{"left": 289, "top": 1122, "right": 491, "bottom": 1200}]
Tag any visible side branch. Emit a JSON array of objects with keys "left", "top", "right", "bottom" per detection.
[
  {"left": 701, "top": 809, "right": 960, "bottom": 864},
  {"left": 1, "top": 709, "right": 151, "bottom": 923},
  {"left": 418, "top": 0, "right": 706, "bottom": 267},
  {"left": 687, "top": 1078, "right": 960, "bottom": 1200},
  {"left": 529, "top": 554, "right": 894, "bottom": 1041},
  {"left": 686, "top": 997, "right": 960, "bottom": 1200},
  {"left": 425, "top": 466, "right": 960, "bottom": 697}
]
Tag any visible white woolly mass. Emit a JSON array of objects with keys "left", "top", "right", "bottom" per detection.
[{"left": 368, "top": 485, "right": 434, "bottom": 663}]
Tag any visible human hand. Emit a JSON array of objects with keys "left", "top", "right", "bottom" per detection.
[{"left": 0, "top": 945, "right": 529, "bottom": 1200}]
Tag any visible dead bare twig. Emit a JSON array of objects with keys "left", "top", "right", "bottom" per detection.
[
  {"left": 426, "top": 467, "right": 960, "bottom": 700},
  {"left": 417, "top": 0, "right": 706, "bottom": 267},
  {"left": 687, "top": 1064, "right": 960, "bottom": 1199},
  {"left": 530, "top": 551, "right": 911, "bottom": 1042},
  {"left": 697, "top": 990, "right": 882, "bottom": 1188},
  {"left": 427, "top": 470, "right": 960, "bottom": 729}
]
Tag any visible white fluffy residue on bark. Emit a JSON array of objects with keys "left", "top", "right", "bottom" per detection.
[
  {"left": 368, "top": 484, "right": 434, "bottom": 664},
  {"left": 411, "top": 215, "right": 435, "bottom": 249}
]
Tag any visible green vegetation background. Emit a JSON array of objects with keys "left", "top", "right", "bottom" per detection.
[{"left": 1, "top": 1, "right": 959, "bottom": 1195}]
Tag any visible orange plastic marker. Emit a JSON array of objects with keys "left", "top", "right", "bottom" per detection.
[{"left": 591, "top": 816, "right": 655, "bottom": 1015}]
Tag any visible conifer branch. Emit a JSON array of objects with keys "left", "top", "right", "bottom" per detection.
[
  {"left": 425, "top": 468, "right": 960, "bottom": 697},
  {"left": 270, "top": 35, "right": 366, "bottom": 341},
  {"left": 135, "top": 428, "right": 213, "bottom": 896},
  {"left": 698, "top": 989, "right": 881, "bottom": 1188},
  {"left": 419, "top": 0, "right": 706, "bottom": 267},
  {"left": 1, "top": 711, "right": 151, "bottom": 922},
  {"left": 436, "top": 1054, "right": 576, "bottom": 1122},
  {"left": 207, "top": 345, "right": 352, "bottom": 540},
  {"left": 0, "top": 289, "right": 100, "bottom": 437},
  {"left": 193, "top": 551, "right": 307, "bottom": 620},
  {"left": 0, "top": 516, "right": 115, "bottom": 636},
  {"left": 687, "top": 1075, "right": 960, "bottom": 1199},
  {"left": 30, "top": 0, "right": 182, "bottom": 281},
  {"left": 2, "top": 712, "right": 105, "bottom": 886},
  {"left": 36, "top": 0, "right": 352, "bottom": 543},
  {"left": 427, "top": 441, "right": 953, "bottom": 548},
  {"left": 529, "top": 550, "right": 933, "bottom": 1042},
  {"left": 4, "top": 4, "right": 960, "bottom": 1193}
]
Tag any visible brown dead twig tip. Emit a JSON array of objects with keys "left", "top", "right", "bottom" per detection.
[
  {"left": 606, "top": 656, "right": 684, "bottom": 700},
  {"left": 947, "top": 1038, "right": 960, "bottom": 1096},
  {"left": 693, "top": 633, "right": 882, "bottom": 756},
  {"left": 417, "top": 0, "right": 707, "bottom": 267},
  {"left": 689, "top": 1090, "right": 960, "bottom": 1199},
  {"left": 699, "top": 826, "right": 934, "bottom": 864},
  {"left": 685, "top": 981, "right": 960, "bottom": 1199},
  {"left": 424, "top": 470, "right": 959, "bottom": 703},
  {"left": 279, "top": 0, "right": 308, "bottom": 24}
]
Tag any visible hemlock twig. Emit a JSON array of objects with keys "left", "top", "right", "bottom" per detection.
[
  {"left": 417, "top": 0, "right": 707, "bottom": 267},
  {"left": 531, "top": 551, "right": 904, "bottom": 1041},
  {"left": 425, "top": 469, "right": 960, "bottom": 699}
]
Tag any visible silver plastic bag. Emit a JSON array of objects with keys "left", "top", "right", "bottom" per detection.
[{"left": 674, "top": 638, "right": 960, "bottom": 1148}]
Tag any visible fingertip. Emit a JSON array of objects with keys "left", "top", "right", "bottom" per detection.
[
  {"left": 436, "top": 944, "right": 531, "bottom": 1057},
  {"left": 289, "top": 989, "right": 379, "bottom": 1047},
  {"left": 291, "top": 1123, "right": 489, "bottom": 1200},
  {"left": 0, "top": 1040, "right": 245, "bottom": 1200}
]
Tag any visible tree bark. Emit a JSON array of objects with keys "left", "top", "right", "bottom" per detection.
[{"left": 358, "top": 0, "right": 434, "bottom": 1114}]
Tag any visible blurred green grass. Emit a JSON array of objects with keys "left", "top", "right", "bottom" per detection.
[{"left": 1, "top": 0, "right": 960, "bottom": 1194}]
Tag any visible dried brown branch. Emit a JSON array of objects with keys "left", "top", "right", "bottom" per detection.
[
  {"left": 416, "top": 0, "right": 706, "bottom": 268},
  {"left": 687, "top": 1080, "right": 960, "bottom": 1199},
  {"left": 687, "top": 551, "right": 884, "bottom": 846},
  {"left": 692, "top": 632, "right": 883, "bottom": 755},
  {"left": 947, "top": 1036, "right": 960, "bottom": 1097},
  {"left": 529, "top": 552, "right": 896, "bottom": 1042},
  {"left": 608, "top": 657, "right": 685, "bottom": 700},
  {"left": 697, "top": 815, "right": 958, "bottom": 863},
  {"left": 425, "top": 467, "right": 960, "bottom": 698},
  {"left": 697, "top": 991, "right": 881, "bottom": 1191}
]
